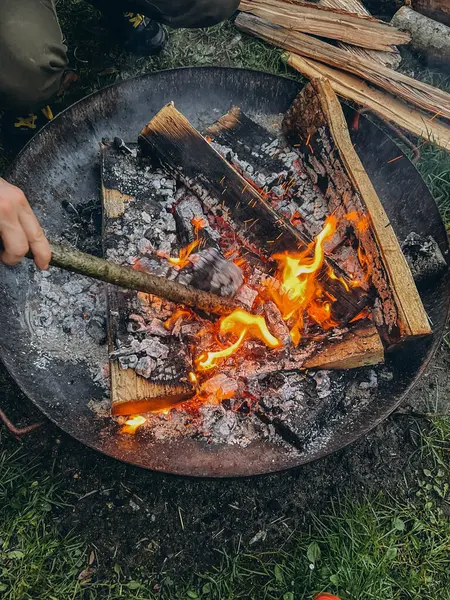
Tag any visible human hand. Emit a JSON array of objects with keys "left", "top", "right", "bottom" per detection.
[{"left": 0, "top": 178, "right": 52, "bottom": 270}]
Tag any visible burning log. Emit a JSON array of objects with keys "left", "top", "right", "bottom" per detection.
[
  {"left": 101, "top": 145, "right": 199, "bottom": 415},
  {"left": 318, "top": 0, "right": 402, "bottom": 68},
  {"left": 235, "top": 12, "right": 450, "bottom": 121},
  {"left": 138, "top": 103, "right": 368, "bottom": 323},
  {"left": 238, "top": 0, "right": 411, "bottom": 51},
  {"left": 391, "top": 6, "right": 450, "bottom": 65},
  {"left": 282, "top": 79, "right": 431, "bottom": 344},
  {"left": 285, "top": 54, "right": 450, "bottom": 152}
]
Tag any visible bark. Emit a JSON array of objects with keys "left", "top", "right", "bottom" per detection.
[
  {"left": 413, "top": 0, "right": 450, "bottom": 26},
  {"left": 392, "top": 6, "right": 450, "bottom": 64},
  {"left": 48, "top": 242, "right": 240, "bottom": 316}
]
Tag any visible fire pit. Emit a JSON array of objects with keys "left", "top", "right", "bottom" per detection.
[{"left": 1, "top": 68, "right": 448, "bottom": 477}]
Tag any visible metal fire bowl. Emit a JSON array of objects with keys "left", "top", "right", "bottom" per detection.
[{"left": 1, "top": 68, "right": 448, "bottom": 477}]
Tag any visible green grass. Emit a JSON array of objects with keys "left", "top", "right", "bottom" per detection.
[{"left": 1, "top": 417, "right": 449, "bottom": 600}]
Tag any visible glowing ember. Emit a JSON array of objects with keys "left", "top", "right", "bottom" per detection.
[
  {"left": 196, "top": 309, "right": 281, "bottom": 370},
  {"left": 164, "top": 308, "right": 192, "bottom": 330},
  {"left": 167, "top": 216, "right": 206, "bottom": 268},
  {"left": 122, "top": 415, "right": 146, "bottom": 434}
]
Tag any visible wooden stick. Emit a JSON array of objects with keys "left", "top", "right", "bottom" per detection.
[
  {"left": 286, "top": 53, "right": 450, "bottom": 151},
  {"left": 138, "top": 102, "right": 369, "bottom": 323},
  {"left": 238, "top": 0, "right": 410, "bottom": 51},
  {"left": 46, "top": 243, "right": 239, "bottom": 316},
  {"left": 392, "top": 6, "right": 450, "bottom": 65},
  {"left": 318, "top": 0, "right": 401, "bottom": 69},
  {"left": 282, "top": 79, "right": 431, "bottom": 344},
  {"left": 235, "top": 12, "right": 450, "bottom": 121}
]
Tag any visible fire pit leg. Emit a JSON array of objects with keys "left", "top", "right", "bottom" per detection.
[{"left": 0, "top": 408, "right": 42, "bottom": 438}]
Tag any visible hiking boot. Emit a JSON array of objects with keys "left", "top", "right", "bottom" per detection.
[
  {"left": 1, "top": 105, "right": 55, "bottom": 156},
  {"left": 120, "top": 12, "right": 167, "bottom": 55}
]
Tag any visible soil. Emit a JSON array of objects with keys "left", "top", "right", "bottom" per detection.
[{"left": 1, "top": 341, "right": 448, "bottom": 582}]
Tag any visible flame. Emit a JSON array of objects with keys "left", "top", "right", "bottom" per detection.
[
  {"left": 345, "top": 211, "right": 370, "bottom": 233},
  {"left": 164, "top": 308, "right": 192, "bottom": 330},
  {"left": 122, "top": 415, "right": 146, "bottom": 434},
  {"left": 189, "top": 371, "right": 198, "bottom": 384},
  {"left": 196, "top": 309, "right": 281, "bottom": 371},
  {"left": 166, "top": 216, "right": 206, "bottom": 268},
  {"left": 267, "top": 215, "right": 337, "bottom": 345}
]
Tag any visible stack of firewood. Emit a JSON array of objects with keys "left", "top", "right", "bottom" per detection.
[{"left": 236, "top": 0, "right": 450, "bottom": 151}]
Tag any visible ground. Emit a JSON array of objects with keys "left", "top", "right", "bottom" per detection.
[{"left": 1, "top": 2, "right": 450, "bottom": 599}]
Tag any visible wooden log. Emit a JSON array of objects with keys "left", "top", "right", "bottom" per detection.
[
  {"left": 391, "top": 6, "right": 450, "bottom": 65},
  {"left": 303, "top": 324, "right": 384, "bottom": 369},
  {"left": 318, "top": 0, "right": 402, "bottom": 68},
  {"left": 235, "top": 12, "right": 450, "bottom": 121},
  {"left": 238, "top": 0, "right": 410, "bottom": 51},
  {"left": 285, "top": 53, "right": 450, "bottom": 152},
  {"left": 138, "top": 103, "right": 369, "bottom": 323},
  {"left": 205, "top": 106, "right": 368, "bottom": 286},
  {"left": 413, "top": 0, "right": 450, "bottom": 26},
  {"left": 101, "top": 145, "right": 196, "bottom": 416},
  {"left": 282, "top": 79, "right": 431, "bottom": 344}
]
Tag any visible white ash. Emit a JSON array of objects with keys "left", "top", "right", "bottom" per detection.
[{"left": 27, "top": 267, "right": 109, "bottom": 387}]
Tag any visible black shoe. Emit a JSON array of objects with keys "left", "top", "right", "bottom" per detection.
[
  {"left": 1, "top": 105, "right": 54, "bottom": 156},
  {"left": 115, "top": 12, "right": 167, "bottom": 56}
]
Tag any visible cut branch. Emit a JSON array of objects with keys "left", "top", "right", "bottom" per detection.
[
  {"left": 285, "top": 53, "right": 450, "bottom": 152},
  {"left": 138, "top": 102, "right": 369, "bottom": 323},
  {"left": 235, "top": 12, "right": 450, "bottom": 121},
  {"left": 282, "top": 79, "right": 431, "bottom": 344},
  {"left": 238, "top": 0, "right": 410, "bottom": 51},
  {"left": 48, "top": 242, "right": 239, "bottom": 316}
]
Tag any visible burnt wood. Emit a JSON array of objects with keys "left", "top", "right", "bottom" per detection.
[
  {"left": 282, "top": 79, "right": 432, "bottom": 346},
  {"left": 138, "top": 103, "right": 368, "bottom": 323},
  {"left": 101, "top": 144, "right": 196, "bottom": 415}
]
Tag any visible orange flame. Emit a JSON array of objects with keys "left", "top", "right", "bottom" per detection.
[
  {"left": 267, "top": 215, "right": 337, "bottom": 345},
  {"left": 122, "top": 415, "right": 146, "bottom": 434},
  {"left": 167, "top": 216, "right": 206, "bottom": 268},
  {"left": 196, "top": 309, "right": 281, "bottom": 370},
  {"left": 164, "top": 308, "right": 192, "bottom": 330}
]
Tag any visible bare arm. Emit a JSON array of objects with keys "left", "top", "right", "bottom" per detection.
[{"left": 0, "top": 178, "right": 51, "bottom": 270}]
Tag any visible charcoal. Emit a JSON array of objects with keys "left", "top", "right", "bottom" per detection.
[
  {"left": 401, "top": 232, "right": 447, "bottom": 283},
  {"left": 87, "top": 316, "right": 107, "bottom": 345},
  {"left": 176, "top": 247, "right": 243, "bottom": 298},
  {"left": 119, "top": 355, "right": 138, "bottom": 370},
  {"left": 264, "top": 301, "right": 291, "bottom": 347},
  {"left": 235, "top": 285, "right": 258, "bottom": 309}
]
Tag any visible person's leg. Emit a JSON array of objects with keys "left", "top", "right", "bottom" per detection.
[
  {"left": 89, "top": 0, "right": 240, "bottom": 29},
  {"left": 0, "top": 0, "right": 68, "bottom": 111}
]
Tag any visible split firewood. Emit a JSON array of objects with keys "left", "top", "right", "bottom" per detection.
[
  {"left": 413, "top": 0, "right": 450, "bottom": 26},
  {"left": 101, "top": 146, "right": 197, "bottom": 416},
  {"left": 318, "top": 0, "right": 402, "bottom": 69},
  {"left": 392, "top": 6, "right": 450, "bottom": 65},
  {"left": 235, "top": 12, "right": 450, "bottom": 121},
  {"left": 238, "top": 0, "right": 410, "bottom": 51},
  {"left": 138, "top": 102, "right": 369, "bottom": 323},
  {"left": 285, "top": 53, "right": 450, "bottom": 151},
  {"left": 282, "top": 79, "right": 431, "bottom": 345}
]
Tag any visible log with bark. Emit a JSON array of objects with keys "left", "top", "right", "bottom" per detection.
[
  {"left": 392, "top": 6, "right": 450, "bottom": 65},
  {"left": 235, "top": 12, "right": 450, "bottom": 121},
  {"left": 413, "top": 0, "right": 450, "bottom": 26},
  {"left": 282, "top": 78, "right": 431, "bottom": 345},
  {"left": 285, "top": 53, "right": 450, "bottom": 151},
  {"left": 238, "top": 0, "right": 410, "bottom": 51},
  {"left": 318, "top": 0, "right": 402, "bottom": 68},
  {"left": 138, "top": 102, "right": 369, "bottom": 323}
]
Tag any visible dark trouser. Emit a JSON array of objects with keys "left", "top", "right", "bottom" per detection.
[{"left": 0, "top": 0, "right": 239, "bottom": 111}]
